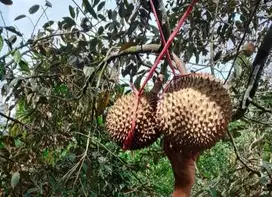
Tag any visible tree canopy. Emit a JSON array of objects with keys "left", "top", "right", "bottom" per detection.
[{"left": 0, "top": 0, "right": 272, "bottom": 196}]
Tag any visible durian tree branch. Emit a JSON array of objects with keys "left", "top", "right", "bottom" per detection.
[
  {"left": 150, "top": 0, "right": 175, "bottom": 78},
  {"left": 248, "top": 98, "right": 272, "bottom": 114},
  {"left": 227, "top": 130, "right": 261, "bottom": 176},
  {"left": 224, "top": 0, "right": 262, "bottom": 84},
  {"left": 232, "top": 24, "right": 272, "bottom": 120},
  {"left": 0, "top": 111, "right": 31, "bottom": 131},
  {"left": 79, "top": 44, "right": 161, "bottom": 97}
]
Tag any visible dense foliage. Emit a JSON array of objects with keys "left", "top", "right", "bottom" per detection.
[{"left": 0, "top": 0, "right": 271, "bottom": 196}]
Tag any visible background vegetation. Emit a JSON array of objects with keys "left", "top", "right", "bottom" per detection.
[{"left": 0, "top": 0, "right": 271, "bottom": 196}]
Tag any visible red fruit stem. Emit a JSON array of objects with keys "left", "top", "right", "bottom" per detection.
[
  {"left": 149, "top": 0, "right": 176, "bottom": 76},
  {"left": 138, "top": 0, "right": 199, "bottom": 95},
  {"left": 123, "top": 93, "right": 140, "bottom": 150},
  {"left": 123, "top": 0, "right": 199, "bottom": 150}
]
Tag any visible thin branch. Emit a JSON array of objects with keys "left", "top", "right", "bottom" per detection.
[
  {"left": 0, "top": 111, "right": 31, "bottom": 130},
  {"left": 150, "top": 0, "right": 176, "bottom": 76},
  {"left": 227, "top": 130, "right": 261, "bottom": 176},
  {"left": 151, "top": 0, "right": 175, "bottom": 77},
  {"left": 0, "top": 30, "right": 83, "bottom": 61},
  {"left": 79, "top": 44, "right": 161, "bottom": 97},
  {"left": 248, "top": 98, "right": 272, "bottom": 114},
  {"left": 0, "top": 11, "right": 9, "bottom": 38},
  {"left": 224, "top": 0, "right": 262, "bottom": 84},
  {"left": 232, "top": 24, "right": 272, "bottom": 120},
  {"left": 209, "top": 0, "right": 220, "bottom": 75},
  {"left": 31, "top": 7, "right": 48, "bottom": 37}
]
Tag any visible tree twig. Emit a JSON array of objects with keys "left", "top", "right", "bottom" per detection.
[
  {"left": 232, "top": 24, "right": 272, "bottom": 120},
  {"left": 0, "top": 111, "right": 31, "bottom": 130},
  {"left": 224, "top": 0, "right": 262, "bottom": 84},
  {"left": 248, "top": 98, "right": 272, "bottom": 114},
  {"left": 227, "top": 129, "right": 261, "bottom": 176},
  {"left": 0, "top": 30, "right": 83, "bottom": 61}
]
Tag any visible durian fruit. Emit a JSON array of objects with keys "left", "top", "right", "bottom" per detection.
[
  {"left": 157, "top": 73, "right": 232, "bottom": 151},
  {"left": 106, "top": 93, "right": 159, "bottom": 150}
]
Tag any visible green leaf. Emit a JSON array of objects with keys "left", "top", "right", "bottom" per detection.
[
  {"left": 13, "top": 50, "right": 21, "bottom": 63},
  {"left": 14, "top": 139, "right": 22, "bottom": 147},
  {"left": 98, "top": 14, "right": 106, "bottom": 21},
  {"left": 127, "top": 21, "right": 138, "bottom": 35},
  {"left": 62, "top": 17, "right": 76, "bottom": 29},
  {"left": 98, "top": 26, "right": 104, "bottom": 35},
  {"left": 5, "top": 26, "right": 22, "bottom": 36},
  {"left": 14, "top": 15, "right": 26, "bottom": 21},
  {"left": 11, "top": 171, "right": 20, "bottom": 188},
  {"left": 93, "top": 0, "right": 100, "bottom": 7},
  {"left": 69, "top": 5, "right": 75, "bottom": 18},
  {"left": 0, "top": 142, "right": 4, "bottom": 149},
  {"left": 0, "top": 36, "right": 3, "bottom": 52},
  {"left": 83, "top": 66, "right": 95, "bottom": 77},
  {"left": 29, "top": 5, "right": 40, "bottom": 14},
  {"left": 43, "top": 20, "right": 54, "bottom": 28},
  {"left": 83, "top": 0, "right": 97, "bottom": 19},
  {"left": 19, "top": 60, "right": 30, "bottom": 73},
  {"left": 45, "top": 0, "right": 52, "bottom": 7},
  {"left": 27, "top": 188, "right": 40, "bottom": 194},
  {"left": 0, "top": 0, "right": 13, "bottom": 5},
  {"left": 97, "top": 1, "right": 105, "bottom": 11},
  {"left": 8, "top": 35, "right": 17, "bottom": 44}
]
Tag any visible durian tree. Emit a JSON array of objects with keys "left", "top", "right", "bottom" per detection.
[{"left": 0, "top": 0, "right": 272, "bottom": 196}]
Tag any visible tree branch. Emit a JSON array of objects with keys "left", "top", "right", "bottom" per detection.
[
  {"left": 232, "top": 24, "right": 272, "bottom": 120},
  {"left": 248, "top": 98, "right": 272, "bottom": 114},
  {"left": 224, "top": 0, "right": 262, "bottom": 84},
  {"left": 227, "top": 130, "right": 261, "bottom": 176},
  {"left": 0, "top": 111, "right": 31, "bottom": 130},
  {"left": 0, "top": 30, "right": 83, "bottom": 61}
]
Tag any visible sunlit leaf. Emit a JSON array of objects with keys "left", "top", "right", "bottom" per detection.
[
  {"left": 14, "top": 15, "right": 26, "bottom": 21},
  {"left": 19, "top": 60, "right": 30, "bottom": 73},
  {"left": 8, "top": 35, "right": 17, "bottom": 44},
  {"left": 83, "top": 66, "right": 95, "bottom": 77},
  {"left": 13, "top": 50, "right": 21, "bottom": 63},
  {"left": 29, "top": 5, "right": 40, "bottom": 14},
  {"left": 11, "top": 171, "right": 20, "bottom": 188}
]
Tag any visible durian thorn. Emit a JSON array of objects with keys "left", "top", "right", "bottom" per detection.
[
  {"left": 162, "top": 73, "right": 204, "bottom": 93},
  {"left": 149, "top": 0, "right": 176, "bottom": 76},
  {"left": 123, "top": 94, "right": 140, "bottom": 150},
  {"left": 138, "top": 0, "right": 199, "bottom": 95}
]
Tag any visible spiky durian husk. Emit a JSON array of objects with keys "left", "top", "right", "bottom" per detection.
[
  {"left": 106, "top": 93, "right": 159, "bottom": 150},
  {"left": 157, "top": 73, "right": 232, "bottom": 151}
]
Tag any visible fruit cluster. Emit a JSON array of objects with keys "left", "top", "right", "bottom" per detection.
[{"left": 106, "top": 73, "right": 232, "bottom": 152}]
